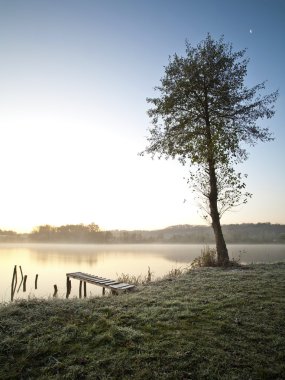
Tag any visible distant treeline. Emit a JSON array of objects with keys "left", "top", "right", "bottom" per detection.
[
  {"left": 0, "top": 223, "right": 285, "bottom": 244},
  {"left": 0, "top": 224, "right": 112, "bottom": 243}
]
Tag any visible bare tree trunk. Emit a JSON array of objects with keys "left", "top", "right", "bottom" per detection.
[
  {"left": 204, "top": 88, "right": 229, "bottom": 265},
  {"left": 210, "top": 202, "right": 229, "bottom": 265},
  {"left": 208, "top": 160, "right": 229, "bottom": 265}
]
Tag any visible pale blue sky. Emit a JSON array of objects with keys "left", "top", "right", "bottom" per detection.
[{"left": 0, "top": 0, "right": 284, "bottom": 232}]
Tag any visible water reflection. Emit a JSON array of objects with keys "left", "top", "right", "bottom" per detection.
[
  {"left": 1, "top": 243, "right": 284, "bottom": 303},
  {"left": 228, "top": 244, "right": 285, "bottom": 264}
]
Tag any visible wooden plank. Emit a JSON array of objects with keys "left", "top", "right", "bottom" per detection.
[
  {"left": 65, "top": 272, "right": 135, "bottom": 293},
  {"left": 67, "top": 274, "right": 114, "bottom": 286},
  {"left": 96, "top": 281, "right": 119, "bottom": 285},
  {"left": 109, "top": 283, "right": 130, "bottom": 288},
  {"left": 110, "top": 285, "right": 135, "bottom": 292},
  {"left": 70, "top": 273, "right": 106, "bottom": 281},
  {"left": 80, "top": 276, "right": 107, "bottom": 282},
  {"left": 117, "top": 284, "right": 136, "bottom": 289},
  {"left": 68, "top": 274, "right": 110, "bottom": 284},
  {"left": 68, "top": 273, "right": 114, "bottom": 284},
  {"left": 109, "top": 283, "right": 135, "bottom": 289},
  {"left": 84, "top": 277, "right": 109, "bottom": 282}
]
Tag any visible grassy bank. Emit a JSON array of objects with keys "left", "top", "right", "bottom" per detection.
[{"left": 1, "top": 263, "right": 285, "bottom": 379}]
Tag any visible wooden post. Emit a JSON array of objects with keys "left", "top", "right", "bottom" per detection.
[
  {"left": 83, "top": 282, "right": 87, "bottom": 298},
  {"left": 35, "top": 274, "right": 38, "bottom": 289},
  {"left": 17, "top": 277, "right": 23, "bottom": 293},
  {"left": 66, "top": 277, "right": 69, "bottom": 298},
  {"left": 66, "top": 277, "right": 71, "bottom": 298},
  {"left": 17, "top": 266, "right": 23, "bottom": 293},
  {"left": 12, "top": 265, "right": 17, "bottom": 290},
  {"left": 11, "top": 286, "right": 15, "bottom": 302},
  {"left": 79, "top": 280, "right": 82, "bottom": 298},
  {"left": 19, "top": 266, "right": 24, "bottom": 281},
  {"left": 23, "top": 275, "right": 27, "bottom": 292},
  {"left": 53, "top": 284, "right": 58, "bottom": 297},
  {"left": 102, "top": 287, "right": 105, "bottom": 296},
  {"left": 11, "top": 265, "right": 17, "bottom": 301},
  {"left": 17, "top": 265, "right": 24, "bottom": 293}
]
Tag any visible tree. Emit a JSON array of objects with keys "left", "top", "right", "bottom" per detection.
[{"left": 141, "top": 34, "right": 278, "bottom": 265}]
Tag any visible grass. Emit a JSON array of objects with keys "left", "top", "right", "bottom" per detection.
[
  {"left": 117, "top": 266, "right": 153, "bottom": 285},
  {"left": 0, "top": 263, "right": 285, "bottom": 379}
]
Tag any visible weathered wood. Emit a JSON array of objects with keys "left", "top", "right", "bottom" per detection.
[
  {"left": 19, "top": 266, "right": 24, "bottom": 281},
  {"left": 11, "top": 265, "right": 17, "bottom": 301},
  {"left": 102, "top": 287, "right": 105, "bottom": 296},
  {"left": 79, "top": 280, "right": 82, "bottom": 298},
  {"left": 17, "top": 278, "right": 23, "bottom": 293},
  {"left": 66, "top": 272, "right": 135, "bottom": 295},
  {"left": 109, "top": 283, "right": 131, "bottom": 288},
  {"left": 53, "top": 284, "right": 58, "bottom": 297},
  {"left": 66, "top": 277, "right": 71, "bottom": 298},
  {"left": 23, "top": 275, "right": 27, "bottom": 292},
  {"left": 12, "top": 265, "right": 17, "bottom": 290},
  {"left": 95, "top": 280, "right": 119, "bottom": 286},
  {"left": 17, "top": 266, "right": 24, "bottom": 293},
  {"left": 108, "top": 283, "right": 135, "bottom": 291},
  {"left": 83, "top": 282, "right": 87, "bottom": 298}
]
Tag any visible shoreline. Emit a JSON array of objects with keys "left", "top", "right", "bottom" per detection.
[{"left": 1, "top": 263, "right": 285, "bottom": 379}]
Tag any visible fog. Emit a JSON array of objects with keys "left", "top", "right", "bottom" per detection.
[{"left": 1, "top": 243, "right": 285, "bottom": 302}]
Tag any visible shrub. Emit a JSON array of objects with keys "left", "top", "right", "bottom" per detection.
[{"left": 191, "top": 246, "right": 218, "bottom": 268}]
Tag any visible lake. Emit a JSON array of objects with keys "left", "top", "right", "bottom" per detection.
[{"left": 1, "top": 243, "right": 285, "bottom": 303}]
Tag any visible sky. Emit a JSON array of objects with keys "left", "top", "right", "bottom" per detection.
[{"left": 0, "top": 0, "right": 284, "bottom": 232}]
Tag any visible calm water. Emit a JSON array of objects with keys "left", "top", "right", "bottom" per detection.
[{"left": 1, "top": 243, "right": 285, "bottom": 302}]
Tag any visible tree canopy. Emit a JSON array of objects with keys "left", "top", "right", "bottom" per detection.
[{"left": 142, "top": 34, "right": 278, "bottom": 264}]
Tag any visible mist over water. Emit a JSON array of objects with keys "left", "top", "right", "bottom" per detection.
[{"left": 1, "top": 243, "right": 285, "bottom": 302}]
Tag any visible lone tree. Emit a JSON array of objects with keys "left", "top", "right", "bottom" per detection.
[{"left": 142, "top": 34, "right": 278, "bottom": 265}]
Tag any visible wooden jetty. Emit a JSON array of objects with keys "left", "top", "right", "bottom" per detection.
[{"left": 66, "top": 272, "right": 135, "bottom": 297}]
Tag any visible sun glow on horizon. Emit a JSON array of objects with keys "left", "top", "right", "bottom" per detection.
[{"left": 0, "top": 1, "right": 284, "bottom": 232}]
